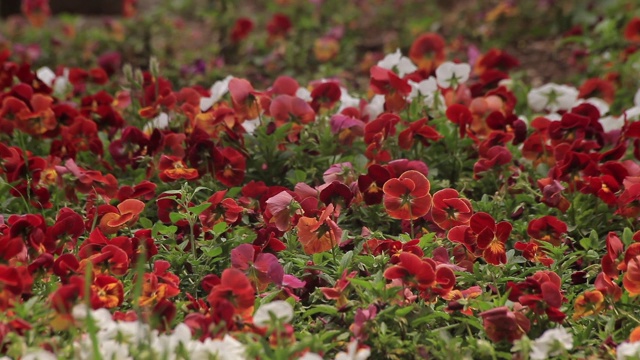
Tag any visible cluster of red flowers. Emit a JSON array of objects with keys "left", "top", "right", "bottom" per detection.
[{"left": 3, "top": 19, "right": 640, "bottom": 355}]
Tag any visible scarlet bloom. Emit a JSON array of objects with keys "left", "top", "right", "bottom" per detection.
[
  {"left": 514, "top": 240, "right": 554, "bottom": 266},
  {"left": 479, "top": 306, "right": 530, "bottom": 343},
  {"left": 215, "top": 147, "right": 246, "bottom": 187},
  {"left": 384, "top": 252, "right": 455, "bottom": 300},
  {"left": 139, "top": 260, "right": 181, "bottom": 307},
  {"left": 207, "top": 268, "right": 255, "bottom": 320},
  {"left": 296, "top": 204, "right": 342, "bottom": 255},
  {"left": 382, "top": 170, "right": 432, "bottom": 220},
  {"left": 22, "top": 0, "right": 51, "bottom": 28},
  {"left": 310, "top": 82, "right": 341, "bottom": 112},
  {"left": 0, "top": 94, "right": 56, "bottom": 136},
  {"left": 470, "top": 212, "right": 512, "bottom": 265},
  {"left": 158, "top": 155, "right": 199, "bottom": 182},
  {"left": 507, "top": 270, "right": 566, "bottom": 322},
  {"left": 231, "top": 243, "right": 284, "bottom": 291},
  {"left": 98, "top": 199, "right": 145, "bottom": 235},
  {"left": 230, "top": 18, "right": 254, "bottom": 42},
  {"left": 430, "top": 188, "right": 473, "bottom": 230},
  {"left": 473, "top": 146, "right": 513, "bottom": 179},
  {"left": 623, "top": 255, "right": 640, "bottom": 297},
  {"left": 527, "top": 215, "right": 567, "bottom": 247},
  {"left": 409, "top": 33, "right": 446, "bottom": 73},
  {"left": 91, "top": 275, "right": 124, "bottom": 309},
  {"left": 357, "top": 164, "right": 391, "bottom": 205},
  {"left": 369, "top": 66, "right": 412, "bottom": 112},
  {"left": 445, "top": 104, "right": 472, "bottom": 139},
  {"left": 474, "top": 48, "right": 520, "bottom": 76},
  {"left": 398, "top": 118, "right": 443, "bottom": 149},
  {"left": 624, "top": 17, "right": 640, "bottom": 43},
  {"left": 320, "top": 270, "right": 357, "bottom": 307},
  {"left": 267, "top": 13, "right": 292, "bottom": 39}
]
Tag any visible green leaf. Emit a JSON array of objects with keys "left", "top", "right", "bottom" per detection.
[
  {"left": 338, "top": 251, "right": 353, "bottom": 274},
  {"left": 579, "top": 237, "right": 592, "bottom": 250},
  {"left": 212, "top": 222, "right": 229, "bottom": 237},
  {"left": 188, "top": 202, "right": 212, "bottom": 216},
  {"left": 138, "top": 217, "right": 153, "bottom": 229},
  {"left": 313, "top": 253, "right": 324, "bottom": 266},
  {"left": 203, "top": 246, "right": 223, "bottom": 258},
  {"left": 304, "top": 305, "right": 338, "bottom": 317},
  {"left": 287, "top": 169, "right": 308, "bottom": 186},
  {"left": 623, "top": 227, "right": 634, "bottom": 246},
  {"left": 169, "top": 212, "right": 186, "bottom": 224},
  {"left": 395, "top": 305, "right": 415, "bottom": 317},
  {"left": 348, "top": 277, "right": 374, "bottom": 291},
  {"left": 419, "top": 232, "right": 436, "bottom": 248}
]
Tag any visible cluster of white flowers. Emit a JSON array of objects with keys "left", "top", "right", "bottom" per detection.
[
  {"left": 70, "top": 305, "right": 247, "bottom": 360},
  {"left": 36, "top": 66, "right": 71, "bottom": 98},
  {"left": 527, "top": 82, "right": 640, "bottom": 134},
  {"left": 529, "top": 327, "right": 573, "bottom": 360},
  {"left": 617, "top": 341, "right": 640, "bottom": 360}
]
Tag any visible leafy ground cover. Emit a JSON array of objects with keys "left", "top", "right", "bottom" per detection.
[{"left": 2, "top": 0, "right": 640, "bottom": 359}]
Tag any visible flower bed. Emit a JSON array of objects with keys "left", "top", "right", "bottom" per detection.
[{"left": 2, "top": 1, "right": 640, "bottom": 360}]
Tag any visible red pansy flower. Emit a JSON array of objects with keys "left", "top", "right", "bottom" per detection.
[
  {"left": 479, "top": 306, "right": 530, "bottom": 343},
  {"left": 470, "top": 212, "right": 511, "bottom": 265},
  {"left": 357, "top": 164, "right": 391, "bottom": 205},
  {"left": 98, "top": 199, "right": 145, "bottom": 235},
  {"left": 430, "top": 188, "right": 473, "bottom": 230},
  {"left": 408, "top": 33, "right": 446, "bottom": 73},
  {"left": 158, "top": 155, "right": 199, "bottom": 182},
  {"left": 230, "top": 18, "right": 254, "bottom": 42},
  {"left": 207, "top": 268, "right": 255, "bottom": 321},
  {"left": 383, "top": 170, "right": 432, "bottom": 220}
]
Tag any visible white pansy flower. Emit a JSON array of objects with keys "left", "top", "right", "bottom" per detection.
[
  {"left": 527, "top": 83, "right": 579, "bottom": 113},
  {"left": 22, "top": 350, "right": 58, "bottom": 360},
  {"left": 339, "top": 87, "right": 361, "bottom": 111},
  {"left": 407, "top": 77, "right": 438, "bottom": 101},
  {"left": 200, "top": 75, "right": 233, "bottom": 111},
  {"left": 600, "top": 116, "right": 624, "bottom": 133},
  {"left": 335, "top": 340, "right": 370, "bottom": 360},
  {"left": 364, "top": 95, "right": 385, "bottom": 120},
  {"left": 99, "top": 340, "right": 132, "bottom": 360},
  {"left": 296, "top": 87, "right": 312, "bottom": 102},
  {"left": 36, "top": 66, "right": 56, "bottom": 87},
  {"left": 617, "top": 341, "right": 640, "bottom": 360},
  {"left": 299, "top": 353, "right": 324, "bottom": 360},
  {"left": 152, "top": 323, "right": 192, "bottom": 358},
  {"left": 52, "top": 68, "right": 71, "bottom": 97},
  {"left": 190, "top": 335, "right": 246, "bottom": 360},
  {"left": 634, "top": 88, "right": 640, "bottom": 107},
  {"left": 377, "top": 48, "right": 417, "bottom": 77},
  {"left": 435, "top": 62, "right": 471, "bottom": 89},
  {"left": 242, "top": 118, "right": 261, "bottom": 134},
  {"left": 143, "top": 112, "right": 170, "bottom": 133},
  {"left": 530, "top": 327, "right": 573, "bottom": 360},
  {"left": 254, "top": 300, "right": 294, "bottom": 326},
  {"left": 626, "top": 106, "right": 640, "bottom": 121}
]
